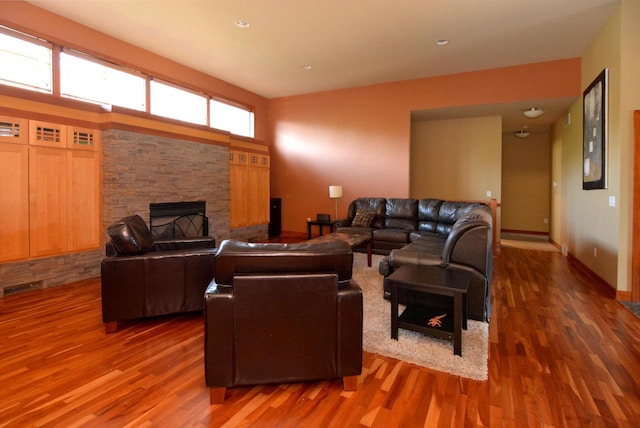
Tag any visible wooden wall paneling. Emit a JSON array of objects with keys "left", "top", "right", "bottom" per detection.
[
  {"left": 258, "top": 154, "right": 270, "bottom": 224},
  {"left": 29, "top": 146, "right": 68, "bottom": 257},
  {"left": 229, "top": 150, "right": 270, "bottom": 229},
  {"left": 28, "top": 120, "right": 66, "bottom": 148},
  {"left": 66, "top": 127, "right": 102, "bottom": 251},
  {"left": 0, "top": 142, "right": 30, "bottom": 262},
  {"left": 67, "top": 150, "right": 101, "bottom": 251},
  {"left": 247, "top": 153, "right": 261, "bottom": 225},
  {"left": 0, "top": 115, "right": 28, "bottom": 144},
  {"left": 633, "top": 110, "right": 640, "bottom": 302},
  {"left": 230, "top": 150, "right": 249, "bottom": 228}
]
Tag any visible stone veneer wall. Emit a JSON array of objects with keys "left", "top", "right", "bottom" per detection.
[
  {"left": 102, "top": 129, "right": 231, "bottom": 242},
  {"left": 1, "top": 128, "right": 267, "bottom": 297}
]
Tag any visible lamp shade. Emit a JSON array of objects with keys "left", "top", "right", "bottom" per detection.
[{"left": 329, "top": 185, "right": 343, "bottom": 198}]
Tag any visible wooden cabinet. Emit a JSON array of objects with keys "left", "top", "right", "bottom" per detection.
[
  {"left": 0, "top": 117, "right": 101, "bottom": 262},
  {"left": 29, "top": 145, "right": 68, "bottom": 256},
  {"left": 0, "top": 115, "right": 30, "bottom": 262},
  {"left": 229, "top": 150, "right": 269, "bottom": 228}
]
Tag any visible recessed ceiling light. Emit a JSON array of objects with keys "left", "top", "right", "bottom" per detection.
[
  {"left": 235, "top": 20, "right": 250, "bottom": 28},
  {"left": 435, "top": 39, "right": 449, "bottom": 46},
  {"left": 302, "top": 65, "right": 312, "bottom": 70}
]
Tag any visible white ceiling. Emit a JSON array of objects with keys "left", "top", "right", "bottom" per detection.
[{"left": 26, "top": 0, "right": 619, "bottom": 132}]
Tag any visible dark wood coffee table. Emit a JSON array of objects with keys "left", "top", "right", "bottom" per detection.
[
  {"left": 308, "top": 231, "right": 372, "bottom": 267},
  {"left": 385, "top": 264, "right": 470, "bottom": 356}
]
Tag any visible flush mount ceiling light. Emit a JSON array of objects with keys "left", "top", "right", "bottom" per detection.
[
  {"left": 302, "top": 64, "right": 312, "bottom": 70},
  {"left": 514, "top": 126, "right": 530, "bottom": 138},
  {"left": 435, "top": 39, "right": 449, "bottom": 46},
  {"left": 523, "top": 107, "right": 544, "bottom": 119},
  {"left": 235, "top": 20, "right": 250, "bottom": 28}
]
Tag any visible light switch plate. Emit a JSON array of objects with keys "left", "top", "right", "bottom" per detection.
[{"left": 609, "top": 196, "right": 616, "bottom": 207}]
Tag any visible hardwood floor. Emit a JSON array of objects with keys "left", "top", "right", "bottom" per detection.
[{"left": 1, "top": 244, "right": 640, "bottom": 427}]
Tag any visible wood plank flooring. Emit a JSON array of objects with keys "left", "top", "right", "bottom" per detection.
[{"left": 1, "top": 245, "right": 640, "bottom": 427}]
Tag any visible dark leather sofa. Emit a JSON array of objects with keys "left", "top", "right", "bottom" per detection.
[
  {"left": 337, "top": 197, "right": 493, "bottom": 321},
  {"left": 204, "top": 239, "right": 363, "bottom": 403},
  {"left": 101, "top": 215, "right": 216, "bottom": 333}
]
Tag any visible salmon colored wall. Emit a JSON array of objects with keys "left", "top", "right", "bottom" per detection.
[
  {"left": 0, "top": 1, "right": 269, "bottom": 142},
  {"left": 269, "top": 59, "right": 581, "bottom": 234}
]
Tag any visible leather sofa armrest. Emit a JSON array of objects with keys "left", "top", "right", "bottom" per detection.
[
  {"left": 335, "top": 217, "right": 352, "bottom": 228},
  {"left": 442, "top": 213, "right": 491, "bottom": 276},
  {"left": 379, "top": 256, "right": 391, "bottom": 276},
  {"left": 152, "top": 236, "right": 216, "bottom": 251},
  {"left": 204, "top": 281, "right": 234, "bottom": 387},
  {"left": 337, "top": 279, "right": 363, "bottom": 376}
]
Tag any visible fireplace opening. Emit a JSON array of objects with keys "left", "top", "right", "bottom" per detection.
[{"left": 149, "top": 201, "right": 208, "bottom": 239}]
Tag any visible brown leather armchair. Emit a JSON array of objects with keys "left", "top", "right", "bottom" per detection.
[
  {"left": 204, "top": 239, "right": 363, "bottom": 404},
  {"left": 101, "top": 215, "right": 216, "bottom": 333}
]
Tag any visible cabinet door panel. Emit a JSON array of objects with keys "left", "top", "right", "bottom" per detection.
[
  {"left": 29, "top": 121, "right": 66, "bottom": 148},
  {"left": 258, "top": 167, "right": 270, "bottom": 224},
  {"left": 0, "top": 143, "right": 29, "bottom": 261},
  {"left": 29, "top": 147, "right": 68, "bottom": 256},
  {"left": 67, "top": 150, "right": 101, "bottom": 251},
  {"left": 230, "top": 164, "right": 249, "bottom": 227},
  {"left": 0, "top": 116, "right": 28, "bottom": 145}
]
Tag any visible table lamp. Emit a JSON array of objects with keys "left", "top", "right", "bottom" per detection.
[{"left": 329, "top": 185, "right": 342, "bottom": 220}]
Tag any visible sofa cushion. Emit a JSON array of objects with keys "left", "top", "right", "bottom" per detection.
[
  {"left": 436, "top": 201, "right": 481, "bottom": 235},
  {"left": 373, "top": 228, "right": 411, "bottom": 243},
  {"left": 352, "top": 209, "right": 376, "bottom": 228},
  {"left": 417, "top": 199, "right": 443, "bottom": 233},
  {"left": 384, "top": 198, "right": 418, "bottom": 230},
  {"left": 107, "top": 215, "right": 154, "bottom": 255}
]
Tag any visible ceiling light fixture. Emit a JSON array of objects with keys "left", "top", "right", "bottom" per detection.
[
  {"left": 523, "top": 107, "right": 544, "bottom": 119},
  {"left": 235, "top": 20, "right": 250, "bottom": 28},
  {"left": 514, "top": 126, "right": 530, "bottom": 138},
  {"left": 435, "top": 39, "right": 449, "bottom": 46},
  {"left": 302, "top": 64, "right": 312, "bottom": 70}
]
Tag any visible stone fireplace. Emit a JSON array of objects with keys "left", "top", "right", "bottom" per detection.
[
  {"left": 102, "top": 129, "right": 231, "bottom": 244},
  {"left": 149, "top": 200, "right": 208, "bottom": 239}
]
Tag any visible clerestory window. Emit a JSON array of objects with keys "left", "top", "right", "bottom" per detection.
[{"left": 0, "top": 26, "right": 52, "bottom": 94}]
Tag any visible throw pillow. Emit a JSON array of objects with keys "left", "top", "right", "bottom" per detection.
[{"left": 351, "top": 209, "right": 376, "bottom": 228}]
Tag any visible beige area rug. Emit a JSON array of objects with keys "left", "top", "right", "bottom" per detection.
[{"left": 352, "top": 253, "right": 489, "bottom": 381}]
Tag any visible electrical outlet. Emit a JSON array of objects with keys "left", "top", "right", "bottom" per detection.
[
  {"left": 543, "top": 218, "right": 548, "bottom": 224},
  {"left": 486, "top": 190, "right": 492, "bottom": 198}
]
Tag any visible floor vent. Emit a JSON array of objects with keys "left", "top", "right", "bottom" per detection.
[{"left": 2, "top": 280, "right": 44, "bottom": 297}]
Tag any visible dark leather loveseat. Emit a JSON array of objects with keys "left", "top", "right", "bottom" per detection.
[
  {"left": 337, "top": 197, "right": 493, "bottom": 321},
  {"left": 101, "top": 215, "right": 217, "bottom": 333},
  {"left": 204, "top": 239, "right": 363, "bottom": 403}
]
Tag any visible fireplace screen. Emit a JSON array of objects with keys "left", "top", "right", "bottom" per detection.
[{"left": 149, "top": 201, "right": 208, "bottom": 239}]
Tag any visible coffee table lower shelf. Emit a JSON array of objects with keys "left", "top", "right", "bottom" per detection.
[
  {"left": 397, "top": 305, "right": 458, "bottom": 342},
  {"left": 386, "top": 264, "right": 470, "bottom": 356}
]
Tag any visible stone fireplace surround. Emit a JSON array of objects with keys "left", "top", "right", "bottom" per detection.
[{"left": 0, "top": 128, "right": 267, "bottom": 296}]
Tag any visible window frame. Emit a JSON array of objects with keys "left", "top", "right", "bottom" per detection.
[
  {"left": 150, "top": 78, "right": 209, "bottom": 126},
  {"left": 0, "top": 25, "right": 53, "bottom": 94},
  {"left": 0, "top": 25, "right": 257, "bottom": 138},
  {"left": 59, "top": 47, "right": 148, "bottom": 111},
  {"left": 210, "top": 97, "right": 255, "bottom": 138}
]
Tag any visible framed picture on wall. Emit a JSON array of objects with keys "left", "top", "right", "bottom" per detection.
[{"left": 583, "top": 68, "right": 608, "bottom": 190}]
